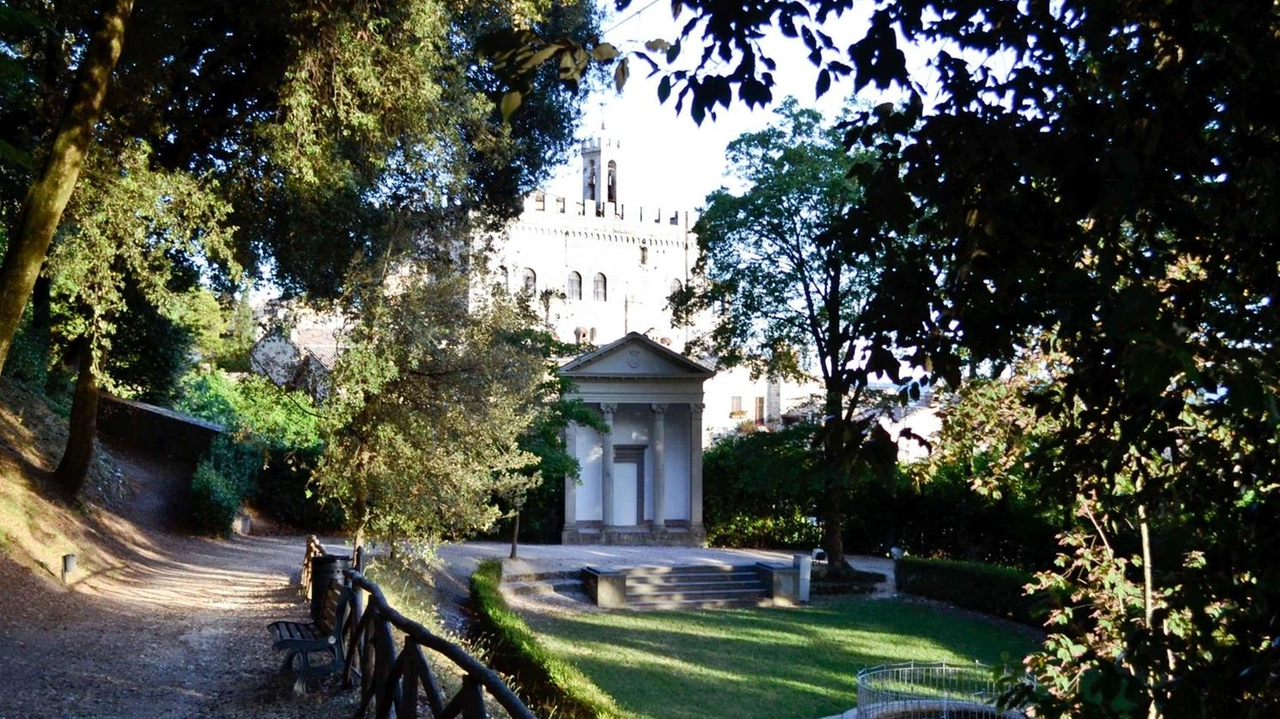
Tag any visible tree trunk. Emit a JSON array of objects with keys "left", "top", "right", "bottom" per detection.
[
  {"left": 821, "top": 475, "right": 846, "bottom": 572},
  {"left": 820, "top": 382, "right": 848, "bottom": 573},
  {"left": 0, "top": 0, "right": 133, "bottom": 376},
  {"left": 509, "top": 507, "right": 521, "bottom": 560},
  {"left": 54, "top": 337, "right": 100, "bottom": 501}
]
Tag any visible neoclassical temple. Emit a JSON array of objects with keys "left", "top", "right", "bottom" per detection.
[{"left": 559, "top": 333, "right": 715, "bottom": 546}]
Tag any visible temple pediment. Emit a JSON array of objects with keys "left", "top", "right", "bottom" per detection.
[{"left": 560, "top": 332, "right": 715, "bottom": 379}]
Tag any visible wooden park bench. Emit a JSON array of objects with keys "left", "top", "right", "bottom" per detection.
[{"left": 267, "top": 578, "right": 355, "bottom": 695}]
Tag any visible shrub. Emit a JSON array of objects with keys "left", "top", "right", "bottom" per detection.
[
  {"left": 188, "top": 461, "right": 241, "bottom": 534},
  {"left": 178, "top": 371, "right": 334, "bottom": 531},
  {"left": 2, "top": 311, "right": 49, "bottom": 390},
  {"left": 707, "top": 507, "right": 822, "bottom": 549},
  {"left": 703, "top": 423, "right": 825, "bottom": 549},
  {"left": 186, "top": 436, "right": 259, "bottom": 535},
  {"left": 469, "top": 559, "right": 628, "bottom": 719},
  {"left": 253, "top": 445, "right": 345, "bottom": 532},
  {"left": 895, "top": 556, "right": 1043, "bottom": 626},
  {"left": 178, "top": 371, "right": 320, "bottom": 449}
]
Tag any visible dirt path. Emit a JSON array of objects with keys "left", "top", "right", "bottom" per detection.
[{"left": 0, "top": 446, "right": 356, "bottom": 718}]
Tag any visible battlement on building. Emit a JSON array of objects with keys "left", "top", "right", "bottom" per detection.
[
  {"left": 581, "top": 137, "right": 622, "bottom": 152},
  {"left": 521, "top": 191, "right": 697, "bottom": 234}
]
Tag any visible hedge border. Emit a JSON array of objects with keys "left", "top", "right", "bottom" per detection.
[
  {"left": 469, "top": 559, "right": 629, "bottom": 719},
  {"left": 895, "top": 556, "right": 1043, "bottom": 626}
]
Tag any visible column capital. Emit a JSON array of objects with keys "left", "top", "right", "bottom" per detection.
[
  {"left": 601, "top": 403, "right": 617, "bottom": 419},
  {"left": 650, "top": 403, "right": 668, "bottom": 414}
]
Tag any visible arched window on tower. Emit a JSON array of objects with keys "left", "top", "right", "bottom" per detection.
[
  {"left": 607, "top": 160, "right": 617, "bottom": 203},
  {"left": 567, "top": 271, "right": 582, "bottom": 300},
  {"left": 586, "top": 160, "right": 597, "bottom": 201},
  {"left": 522, "top": 268, "right": 537, "bottom": 294},
  {"left": 593, "top": 273, "right": 607, "bottom": 302},
  {"left": 670, "top": 278, "right": 683, "bottom": 294}
]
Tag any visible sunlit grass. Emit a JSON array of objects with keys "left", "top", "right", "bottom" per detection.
[{"left": 527, "top": 597, "right": 1041, "bottom": 719}]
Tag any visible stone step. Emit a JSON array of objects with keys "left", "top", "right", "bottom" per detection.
[
  {"left": 502, "top": 569, "right": 581, "bottom": 583},
  {"left": 627, "top": 595, "right": 774, "bottom": 610},
  {"left": 612, "top": 564, "right": 744, "bottom": 576},
  {"left": 626, "top": 587, "right": 769, "bottom": 603},
  {"left": 624, "top": 571, "right": 760, "bottom": 586},
  {"left": 626, "top": 578, "right": 765, "bottom": 594},
  {"left": 504, "top": 578, "right": 586, "bottom": 597}
]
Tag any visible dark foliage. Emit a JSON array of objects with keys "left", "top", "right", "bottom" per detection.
[
  {"left": 253, "top": 445, "right": 344, "bottom": 533},
  {"left": 896, "top": 556, "right": 1043, "bottom": 627},
  {"left": 105, "top": 283, "right": 194, "bottom": 405},
  {"left": 702, "top": 425, "right": 825, "bottom": 549}
]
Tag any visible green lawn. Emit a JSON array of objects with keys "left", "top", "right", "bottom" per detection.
[{"left": 525, "top": 597, "right": 1042, "bottom": 719}]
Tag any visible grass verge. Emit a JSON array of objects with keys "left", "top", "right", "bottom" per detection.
[
  {"left": 524, "top": 595, "right": 1042, "bottom": 719},
  {"left": 470, "top": 559, "right": 629, "bottom": 719}
]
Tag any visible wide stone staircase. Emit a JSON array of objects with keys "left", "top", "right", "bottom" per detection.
[
  {"left": 582, "top": 563, "right": 795, "bottom": 609},
  {"left": 501, "top": 563, "right": 798, "bottom": 610},
  {"left": 616, "top": 565, "right": 771, "bottom": 609}
]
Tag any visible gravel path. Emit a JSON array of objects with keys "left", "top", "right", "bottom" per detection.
[
  {"left": 0, "top": 531, "right": 362, "bottom": 719},
  {"left": 0, "top": 445, "right": 358, "bottom": 719}
]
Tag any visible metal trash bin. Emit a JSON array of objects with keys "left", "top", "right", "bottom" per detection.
[{"left": 310, "top": 554, "right": 352, "bottom": 620}]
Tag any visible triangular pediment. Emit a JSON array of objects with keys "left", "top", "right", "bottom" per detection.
[{"left": 560, "top": 332, "right": 715, "bottom": 379}]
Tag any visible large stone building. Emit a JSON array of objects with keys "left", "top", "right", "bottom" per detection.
[
  {"left": 486, "top": 131, "right": 815, "bottom": 545},
  {"left": 488, "top": 135, "right": 699, "bottom": 352},
  {"left": 488, "top": 132, "right": 812, "bottom": 442}
]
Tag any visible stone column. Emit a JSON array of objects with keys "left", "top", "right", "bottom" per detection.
[
  {"left": 600, "top": 403, "right": 616, "bottom": 528},
  {"left": 651, "top": 403, "right": 667, "bottom": 530},
  {"left": 563, "top": 421, "right": 578, "bottom": 535},
  {"left": 689, "top": 403, "right": 705, "bottom": 529}
]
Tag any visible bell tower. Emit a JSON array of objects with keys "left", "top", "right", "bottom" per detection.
[{"left": 582, "top": 129, "right": 622, "bottom": 213}]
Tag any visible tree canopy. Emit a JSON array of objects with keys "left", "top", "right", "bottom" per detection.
[
  {"left": 0, "top": 0, "right": 602, "bottom": 501},
  {"left": 673, "top": 98, "right": 895, "bottom": 569},
  {"left": 312, "top": 272, "right": 550, "bottom": 547},
  {"left": 0, "top": 0, "right": 603, "bottom": 377},
  {"left": 463, "top": 0, "right": 1280, "bottom": 714},
  {"left": 631, "top": 1, "right": 1280, "bottom": 715}
]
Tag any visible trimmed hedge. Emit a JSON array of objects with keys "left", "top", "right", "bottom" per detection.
[
  {"left": 469, "top": 559, "right": 628, "bottom": 719},
  {"left": 895, "top": 556, "right": 1043, "bottom": 626}
]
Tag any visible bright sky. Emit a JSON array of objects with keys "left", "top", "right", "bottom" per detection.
[{"left": 544, "top": 1, "right": 923, "bottom": 210}]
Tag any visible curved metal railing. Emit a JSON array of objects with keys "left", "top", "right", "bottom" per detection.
[{"left": 856, "top": 661, "right": 1025, "bottom": 719}]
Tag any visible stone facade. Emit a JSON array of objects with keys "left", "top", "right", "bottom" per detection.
[
  {"left": 488, "top": 131, "right": 808, "bottom": 443},
  {"left": 559, "top": 333, "right": 713, "bottom": 547}
]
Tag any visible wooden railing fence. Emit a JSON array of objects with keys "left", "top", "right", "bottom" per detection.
[
  {"left": 300, "top": 534, "right": 326, "bottom": 597},
  {"left": 301, "top": 537, "right": 536, "bottom": 719}
]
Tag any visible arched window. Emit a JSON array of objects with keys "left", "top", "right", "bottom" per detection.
[
  {"left": 607, "top": 160, "right": 617, "bottom": 203},
  {"left": 593, "top": 273, "right": 607, "bottom": 301},
  {"left": 567, "top": 271, "right": 582, "bottom": 300},
  {"left": 640, "top": 246, "right": 648, "bottom": 265},
  {"left": 670, "top": 278, "right": 683, "bottom": 294},
  {"left": 522, "top": 268, "right": 536, "bottom": 293}
]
